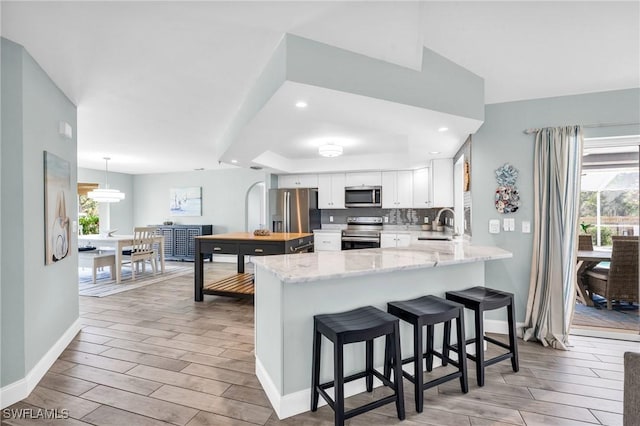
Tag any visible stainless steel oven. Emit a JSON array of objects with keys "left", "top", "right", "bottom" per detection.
[
  {"left": 344, "top": 186, "right": 382, "bottom": 208},
  {"left": 341, "top": 216, "right": 382, "bottom": 250}
]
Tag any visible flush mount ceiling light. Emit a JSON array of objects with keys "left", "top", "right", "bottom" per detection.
[
  {"left": 318, "top": 143, "right": 343, "bottom": 158},
  {"left": 295, "top": 101, "right": 308, "bottom": 108},
  {"left": 87, "top": 157, "right": 125, "bottom": 203},
  {"left": 429, "top": 151, "right": 441, "bottom": 155},
  {"left": 438, "top": 127, "right": 449, "bottom": 132},
  {"left": 231, "top": 159, "right": 238, "bottom": 163}
]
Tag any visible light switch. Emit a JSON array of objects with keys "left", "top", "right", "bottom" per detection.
[
  {"left": 489, "top": 219, "right": 500, "bottom": 234},
  {"left": 522, "top": 220, "right": 531, "bottom": 233},
  {"left": 384, "top": 216, "right": 389, "bottom": 223},
  {"left": 329, "top": 216, "right": 334, "bottom": 223}
]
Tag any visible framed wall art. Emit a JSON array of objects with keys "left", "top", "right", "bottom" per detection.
[
  {"left": 44, "top": 151, "right": 71, "bottom": 264},
  {"left": 170, "top": 187, "right": 202, "bottom": 216}
]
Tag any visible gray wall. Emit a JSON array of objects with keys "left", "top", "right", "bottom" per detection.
[
  {"left": 1, "top": 38, "right": 79, "bottom": 386},
  {"left": 78, "top": 167, "right": 134, "bottom": 233},
  {"left": 133, "top": 168, "right": 267, "bottom": 234},
  {"left": 471, "top": 88, "right": 640, "bottom": 321}
]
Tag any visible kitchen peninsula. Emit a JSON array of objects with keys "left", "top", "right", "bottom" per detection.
[
  {"left": 194, "top": 232, "right": 313, "bottom": 301},
  {"left": 251, "top": 241, "right": 512, "bottom": 419}
]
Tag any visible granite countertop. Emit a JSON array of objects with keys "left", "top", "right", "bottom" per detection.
[
  {"left": 251, "top": 241, "right": 512, "bottom": 283},
  {"left": 313, "top": 228, "right": 343, "bottom": 234}
]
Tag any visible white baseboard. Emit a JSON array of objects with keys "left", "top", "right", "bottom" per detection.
[
  {"left": 0, "top": 318, "right": 81, "bottom": 409},
  {"left": 256, "top": 346, "right": 478, "bottom": 420}
]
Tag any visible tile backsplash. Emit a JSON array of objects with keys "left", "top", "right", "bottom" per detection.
[{"left": 320, "top": 208, "right": 454, "bottom": 226}]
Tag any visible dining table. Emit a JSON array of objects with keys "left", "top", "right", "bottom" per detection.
[
  {"left": 576, "top": 249, "right": 612, "bottom": 306},
  {"left": 78, "top": 234, "right": 166, "bottom": 283}
]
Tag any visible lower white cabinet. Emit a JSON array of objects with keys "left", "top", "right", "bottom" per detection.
[
  {"left": 313, "top": 231, "right": 342, "bottom": 251},
  {"left": 380, "top": 233, "right": 411, "bottom": 248}
]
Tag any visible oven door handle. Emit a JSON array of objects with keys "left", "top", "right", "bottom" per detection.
[{"left": 341, "top": 236, "right": 381, "bottom": 243}]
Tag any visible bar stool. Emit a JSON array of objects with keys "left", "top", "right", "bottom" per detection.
[
  {"left": 386, "top": 295, "right": 468, "bottom": 413},
  {"left": 445, "top": 286, "right": 519, "bottom": 387},
  {"left": 311, "top": 306, "right": 405, "bottom": 426}
]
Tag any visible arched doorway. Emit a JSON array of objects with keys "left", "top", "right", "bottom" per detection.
[{"left": 245, "top": 181, "right": 266, "bottom": 232}]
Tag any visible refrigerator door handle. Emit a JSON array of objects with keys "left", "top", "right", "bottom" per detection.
[{"left": 284, "top": 191, "right": 291, "bottom": 232}]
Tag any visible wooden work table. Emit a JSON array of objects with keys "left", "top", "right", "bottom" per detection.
[{"left": 194, "top": 232, "right": 314, "bottom": 301}]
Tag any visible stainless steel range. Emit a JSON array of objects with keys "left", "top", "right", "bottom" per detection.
[{"left": 341, "top": 216, "right": 383, "bottom": 250}]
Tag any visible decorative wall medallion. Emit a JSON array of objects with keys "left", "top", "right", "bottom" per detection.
[{"left": 494, "top": 163, "right": 520, "bottom": 214}]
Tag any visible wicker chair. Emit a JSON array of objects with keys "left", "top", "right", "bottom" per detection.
[
  {"left": 578, "top": 235, "right": 594, "bottom": 251},
  {"left": 585, "top": 239, "right": 639, "bottom": 310}
]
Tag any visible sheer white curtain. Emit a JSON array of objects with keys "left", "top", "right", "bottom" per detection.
[{"left": 523, "top": 125, "right": 583, "bottom": 349}]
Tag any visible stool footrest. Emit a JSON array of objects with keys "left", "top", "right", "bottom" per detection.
[
  {"left": 484, "top": 352, "right": 513, "bottom": 367},
  {"left": 484, "top": 335, "right": 510, "bottom": 350},
  {"left": 344, "top": 395, "right": 398, "bottom": 420},
  {"left": 316, "top": 387, "right": 334, "bottom": 410},
  {"left": 402, "top": 369, "right": 463, "bottom": 390}
]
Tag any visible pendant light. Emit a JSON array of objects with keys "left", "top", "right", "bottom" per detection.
[{"left": 87, "top": 157, "right": 125, "bottom": 203}]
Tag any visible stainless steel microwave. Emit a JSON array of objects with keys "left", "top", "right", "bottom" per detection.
[{"left": 344, "top": 186, "right": 382, "bottom": 208}]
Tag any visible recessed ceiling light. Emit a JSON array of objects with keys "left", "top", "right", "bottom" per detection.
[
  {"left": 231, "top": 159, "right": 238, "bottom": 163},
  {"left": 429, "top": 151, "right": 441, "bottom": 155},
  {"left": 438, "top": 127, "right": 448, "bottom": 132},
  {"left": 295, "top": 101, "right": 308, "bottom": 108}
]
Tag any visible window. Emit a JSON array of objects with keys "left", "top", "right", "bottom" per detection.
[{"left": 579, "top": 137, "right": 639, "bottom": 247}]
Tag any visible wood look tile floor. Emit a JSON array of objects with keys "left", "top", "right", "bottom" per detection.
[{"left": 3, "top": 262, "right": 636, "bottom": 425}]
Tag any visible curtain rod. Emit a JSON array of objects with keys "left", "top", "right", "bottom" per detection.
[{"left": 523, "top": 121, "right": 640, "bottom": 135}]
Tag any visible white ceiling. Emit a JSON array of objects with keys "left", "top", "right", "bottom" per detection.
[{"left": 2, "top": 1, "right": 638, "bottom": 174}]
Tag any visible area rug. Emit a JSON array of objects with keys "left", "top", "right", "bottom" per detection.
[{"left": 78, "top": 262, "right": 193, "bottom": 297}]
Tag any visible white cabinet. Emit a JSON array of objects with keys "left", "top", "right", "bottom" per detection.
[
  {"left": 313, "top": 231, "right": 342, "bottom": 251},
  {"left": 278, "top": 174, "right": 318, "bottom": 188},
  {"left": 382, "top": 171, "right": 413, "bottom": 208},
  {"left": 431, "top": 159, "right": 453, "bottom": 207},
  {"left": 345, "top": 172, "right": 382, "bottom": 187},
  {"left": 413, "top": 167, "right": 432, "bottom": 208},
  {"left": 318, "top": 173, "right": 346, "bottom": 209},
  {"left": 380, "top": 233, "right": 411, "bottom": 248},
  {"left": 412, "top": 160, "right": 454, "bottom": 208}
]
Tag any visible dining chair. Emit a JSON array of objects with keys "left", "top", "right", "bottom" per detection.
[
  {"left": 122, "top": 227, "right": 158, "bottom": 280},
  {"left": 578, "top": 234, "right": 594, "bottom": 251},
  {"left": 585, "top": 239, "right": 639, "bottom": 310}
]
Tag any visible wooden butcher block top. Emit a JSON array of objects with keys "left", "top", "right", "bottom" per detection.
[{"left": 196, "top": 232, "right": 313, "bottom": 242}]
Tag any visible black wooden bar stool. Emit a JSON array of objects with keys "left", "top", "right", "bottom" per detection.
[
  {"left": 311, "top": 306, "right": 405, "bottom": 426},
  {"left": 445, "top": 286, "right": 519, "bottom": 387},
  {"left": 386, "top": 295, "right": 468, "bottom": 413}
]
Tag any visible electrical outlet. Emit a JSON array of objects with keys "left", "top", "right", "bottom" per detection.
[
  {"left": 489, "top": 219, "right": 500, "bottom": 234},
  {"left": 508, "top": 218, "right": 515, "bottom": 231},
  {"left": 384, "top": 216, "right": 389, "bottom": 223},
  {"left": 329, "top": 216, "right": 333, "bottom": 223},
  {"left": 522, "top": 220, "right": 531, "bottom": 233},
  {"left": 424, "top": 217, "right": 429, "bottom": 224}
]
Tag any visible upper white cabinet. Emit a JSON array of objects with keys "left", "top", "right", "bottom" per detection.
[
  {"left": 431, "top": 159, "right": 453, "bottom": 207},
  {"left": 412, "top": 159, "right": 454, "bottom": 208},
  {"left": 382, "top": 171, "right": 413, "bottom": 208},
  {"left": 412, "top": 167, "right": 431, "bottom": 208},
  {"left": 345, "top": 172, "right": 382, "bottom": 187},
  {"left": 318, "top": 173, "right": 346, "bottom": 209},
  {"left": 278, "top": 174, "right": 319, "bottom": 188}
]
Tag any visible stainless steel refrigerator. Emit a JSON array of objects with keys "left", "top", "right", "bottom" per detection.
[{"left": 269, "top": 188, "right": 321, "bottom": 233}]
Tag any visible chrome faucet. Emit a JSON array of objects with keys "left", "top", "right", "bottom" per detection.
[{"left": 435, "top": 208, "right": 456, "bottom": 231}]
